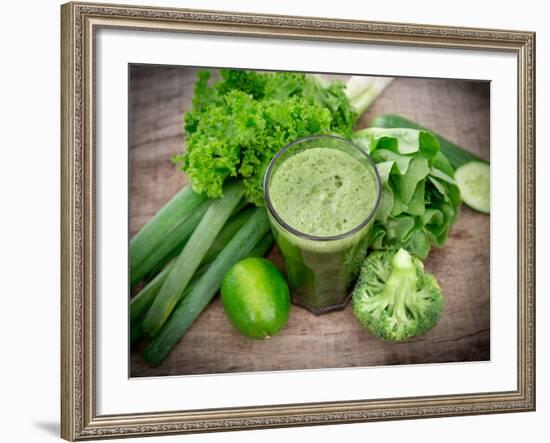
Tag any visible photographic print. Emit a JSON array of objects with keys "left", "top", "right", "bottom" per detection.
[
  {"left": 61, "top": 4, "right": 535, "bottom": 439},
  {"left": 129, "top": 65, "right": 490, "bottom": 377}
]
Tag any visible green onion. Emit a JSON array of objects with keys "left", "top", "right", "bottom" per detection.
[
  {"left": 130, "top": 184, "right": 207, "bottom": 273},
  {"left": 370, "top": 114, "right": 488, "bottom": 169},
  {"left": 130, "top": 316, "right": 145, "bottom": 347},
  {"left": 141, "top": 181, "right": 244, "bottom": 338},
  {"left": 130, "top": 232, "right": 273, "bottom": 347},
  {"left": 130, "top": 207, "right": 253, "bottom": 324},
  {"left": 131, "top": 227, "right": 273, "bottom": 326},
  {"left": 130, "top": 207, "right": 263, "bottom": 343},
  {"left": 200, "top": 206, "right": 254, "bottom": 265},
  {"left": 142, "top": 207, "right": 271, "bottom": 366},
  {"left": 140, "top": 198, "right": 251, "bottom": 284},
  {"left": 248, "top": 232, "right": 274, "bottom": 258},
  {"left": 131, "top": 263, "right": 207, "bottom": 346},
  {"left": 131, "top": 199, "right": 210, "bottom": 287},
  {"left": 131, "top": 261, "right": 175, "bottom": 325}
]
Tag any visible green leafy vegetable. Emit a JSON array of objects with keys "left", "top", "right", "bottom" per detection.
[
  {"left": 370, "top": 114, "right": 488, "bottom": 169},
  {"left": 352, "top": 248, "right": 444, "bottom": 341},
  {"left": 353, "top": 127, "right": 461, "bottom": 259},
  {"left": 175, "top": 69, "right": 358, "bottom": 205}
]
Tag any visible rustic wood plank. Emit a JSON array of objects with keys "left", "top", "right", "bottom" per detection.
[{"left": 129, "top": 66, "right": 490, "bottom": 377}]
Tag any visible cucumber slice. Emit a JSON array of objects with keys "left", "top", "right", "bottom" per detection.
[{"left": 455, "top": 161, "right": 490, "bottom": 214}]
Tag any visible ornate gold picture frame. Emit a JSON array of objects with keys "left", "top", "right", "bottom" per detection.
[{"left": 61, "top": 1, "right": 535, "bottom": 440}]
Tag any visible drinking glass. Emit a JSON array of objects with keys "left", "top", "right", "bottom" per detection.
[{"left": 263, "top": 135, "right": 381, "bottom": 315}]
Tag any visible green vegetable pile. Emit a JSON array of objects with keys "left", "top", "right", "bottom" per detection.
[
  {"left": 352, "top": 248, "right": 443, "bottom": 341},
  {"left": 129, "top": 68, "right": 490, "bottom": 365},
  {"left": 130, "top": 69, "right": 385, "bottom": 365},
  {"left": 353, "top": 128, "right": 461, "bottom": 259},
  {"left": 175, "top": 69, "right": 357, "bottom": 205}
]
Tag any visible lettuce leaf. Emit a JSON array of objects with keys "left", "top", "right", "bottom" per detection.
[{"left": 353, "top": 127, "right": 461, "bottom": 258}]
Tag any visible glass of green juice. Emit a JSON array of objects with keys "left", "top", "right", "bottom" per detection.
[{"left": 264, "top": 134, "right": 381, "bottom": 315}]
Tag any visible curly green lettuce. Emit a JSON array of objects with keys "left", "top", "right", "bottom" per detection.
[{"left": 175, "top": 69, "right": 357, "bottom": 205}]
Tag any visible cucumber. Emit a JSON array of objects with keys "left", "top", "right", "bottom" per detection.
[
  {"left": 455, "top": 161, "right": 490, "bottom": 214},
  {"left": 371, "top": 114, "right": 488, "bottom": 169}
]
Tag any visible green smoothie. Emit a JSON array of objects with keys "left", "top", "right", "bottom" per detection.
[
  {"left": 264, "top": 135, "right": 380, "bottom": 315},
  {"left": 269, "top": 147, "right": 378, "bottom": 237}
]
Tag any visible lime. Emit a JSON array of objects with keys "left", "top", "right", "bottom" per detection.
[{"left": 221, "top": 257, "right": 290, "bottom": 339}]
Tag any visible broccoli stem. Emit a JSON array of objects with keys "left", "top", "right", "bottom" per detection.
[
  {"left": 392, "top": 248, "right": 414, "bottom": 270},
  {"left": 384, "top": 249, "right": 417, "bottom": 324}
]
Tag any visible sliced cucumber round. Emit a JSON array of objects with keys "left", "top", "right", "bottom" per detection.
[{"left": 455, "top": 161, "right": 490, "bottom": 214}]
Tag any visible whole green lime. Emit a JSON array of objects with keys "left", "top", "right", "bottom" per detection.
[{"left": 221, "top": 257, "right": 290, "bottom": 339}]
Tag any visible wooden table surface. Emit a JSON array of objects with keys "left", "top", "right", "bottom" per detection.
[{"left": 129, "top": 66, "right": 490, "bottom": 377}]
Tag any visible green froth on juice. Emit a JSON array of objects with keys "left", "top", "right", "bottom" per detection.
[
  {"left": 264, "top": 136, "right": 381, "bottom": 315},
  {"left": 269, "top": 148, "right": 378, "bottom": 237}
]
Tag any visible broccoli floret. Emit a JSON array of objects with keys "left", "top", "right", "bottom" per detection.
[{"left": 352, "top": 248, "right": 443, "bottom": 341}]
